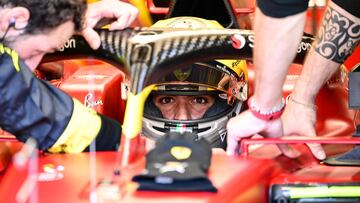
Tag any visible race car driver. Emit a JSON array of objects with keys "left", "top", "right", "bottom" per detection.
[
  {"left": 0, "top": 0, "right": 138, "bottom": 153},
  {"left": 143, "top": 60, "right": 248, "bottom": 149},
  {"left": 141, "top": 17, "right": 248, "bottom": 149}
]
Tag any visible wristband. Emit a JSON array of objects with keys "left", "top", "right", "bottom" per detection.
[
  {"left": 287, "top": 95, "right": 318, "bottom": 110},
  {"left": 248, "top": 97, "right": 285, "bottom": 121}
]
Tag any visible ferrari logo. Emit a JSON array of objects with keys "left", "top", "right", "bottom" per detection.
[
  {"left": 173, "top": 67, "right": 192, "bottom": 81},
  {"left": 170, "top": 146, "right": 192, "bottom": 160}
]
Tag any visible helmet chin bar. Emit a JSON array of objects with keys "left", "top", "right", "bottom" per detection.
[{"left": 142, "top": 100, "right": 244, "bottom": 149}]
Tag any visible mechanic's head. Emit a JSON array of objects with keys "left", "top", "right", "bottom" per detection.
[
  {"left": 142, "top": 17, "right": 248, "bottom": 149},
  {"left": 0, "top": 0, "right": 86, "bottom": 70}
]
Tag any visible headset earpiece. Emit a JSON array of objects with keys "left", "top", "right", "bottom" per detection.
[
  {"left": 8, "top": 18, "right": 16, "bottom": 28},
  {"left": 1, "top": 18, "right": 16, "bottom": 42}
]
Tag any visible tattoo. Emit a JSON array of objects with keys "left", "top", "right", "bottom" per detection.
[{"left": 315, "top": 6, "right": 360, "bottom": 63}]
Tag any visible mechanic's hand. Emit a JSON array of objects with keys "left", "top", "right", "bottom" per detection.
[
  {"left": 226, "top": 110, "right": 300, "bottom": 158},
  {"left": 82, "top": 0, "right": 139, "bottom": 49},
  {"left": 282, "top": 97, "right": 326, "bottom": 160}
]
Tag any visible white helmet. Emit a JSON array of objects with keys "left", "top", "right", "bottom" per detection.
[{"left": 142, "top": 17, "right": 248, "bottom": 149}]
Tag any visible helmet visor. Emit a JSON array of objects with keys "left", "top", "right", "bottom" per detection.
[{"left": 154, "top": 61, "right": 247, "bottom": 101}]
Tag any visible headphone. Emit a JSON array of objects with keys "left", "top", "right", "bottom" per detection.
[
  {"left": 0, "top": 18, "right": 17, "bottom": 43},
  {"left": 8, "top": 18, "right": 16, "bottom": 28}
]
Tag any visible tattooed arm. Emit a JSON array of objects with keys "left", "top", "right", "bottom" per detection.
[
  {"left": 291, "top": 0, "right": 359, "bottom": 105},
  {"left": 227, "top": 0, "right": 359, "bottom": 160},
  {"left": 282, "top": 0, "right": 360, "bottom": 158}
]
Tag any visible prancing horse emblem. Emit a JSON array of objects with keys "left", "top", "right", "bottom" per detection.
[{"left": 173, "top": 67, "right": 192, "bottom": 81}]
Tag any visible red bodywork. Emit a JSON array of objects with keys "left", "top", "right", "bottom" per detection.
[
  {"left": 0, "top": 1, "right": 359, "bottom": 202},
  {"left": 0, "top": 58, "right": 358, "bottom": 202}
]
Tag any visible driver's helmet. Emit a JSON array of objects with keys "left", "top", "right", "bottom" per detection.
[{"left": 142, "top": 17, "right": 248, "bottom": 149}]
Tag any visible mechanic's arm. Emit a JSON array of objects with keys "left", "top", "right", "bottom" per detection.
[
  {"left": 290, "top": 1, "right": 359, "bottom": 106},
  {"left": 282, "top": 0, "right": 360, "bottom": 158},
  {"left": 0, "top": 45, "right": 120, "bottom": 152},
  {"left": 226, "top": 1, "right": 307, "bottom": 158},
  {"left": 82, "top": 0, "right": 139, "bottom": 49},
  {"left": 233, "top": 0, "right": 255, "bottom": 29}
]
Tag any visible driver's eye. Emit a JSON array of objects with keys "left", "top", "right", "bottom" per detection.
[
  {"left": 159, "top": 97, "right": 174, "bottom": 104},
  {"left": 193, "top": 97, "right": 208, "bottom": 104}
]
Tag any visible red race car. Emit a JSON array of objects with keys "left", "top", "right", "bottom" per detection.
[{"left": 0, "top": 0, "right": 359, "bottom": 202}]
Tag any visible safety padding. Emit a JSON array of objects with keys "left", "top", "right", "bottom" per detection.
[{"left": 58, "top": 64, "right": 127, "bottom": 124}]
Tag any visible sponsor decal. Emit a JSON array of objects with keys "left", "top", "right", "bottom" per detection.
[
  {"left": 231, "top": 34, "right": 246, "bottom": 49},
  {"left": 121, "top": 82, "right": 129, "bottom": 100},
  {"left": 219, "top": 130, "right": 227, "bottom": 143},
  {"left": 38, "top": 164, "right": 64, "bottom": 182},
  {"left": 232, "top": 59, "right": 242, "bottom": 68},
  {"left": 218, "top": 93, "right": 228, "bottom": 100},
  {"left": 248, "top": 35, "right": 254, "bottom": 48},
  {"left": 84, "top": 93, "right": 104, "bottom": 108},
  {"left": 154, "top": 162, "right": 189, "bottom": 174},
  {"left": 58, "top": 38, "right": 76, "bottom": 51},
  {"left": 297, "top": 41, "right": 312, "bottom": 53}
]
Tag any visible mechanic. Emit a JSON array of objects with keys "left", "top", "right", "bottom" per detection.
[
  {"left": 0, "top": 0, "right": 138, "bottom": 153},
  {"left": 226, "top": 0, "right": 360, "bottom": 160}
]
